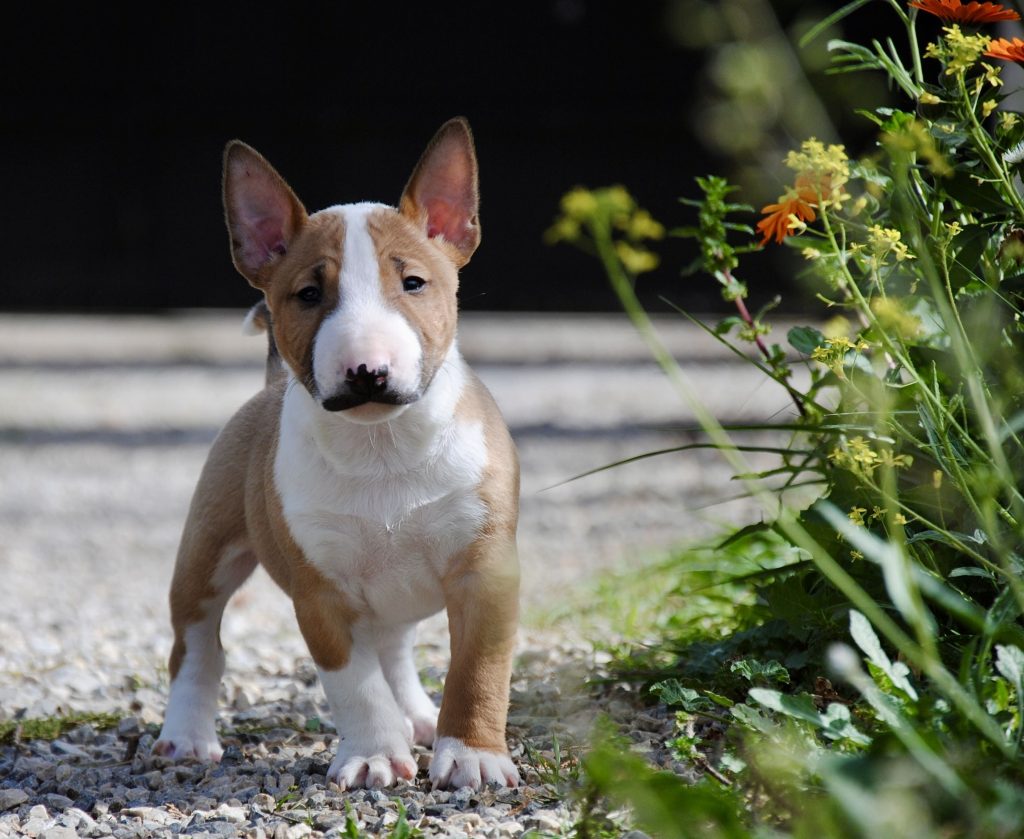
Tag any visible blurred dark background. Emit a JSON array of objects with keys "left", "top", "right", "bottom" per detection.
[{"left": 2, "top": 1, "right": 893, "bottom": 314}]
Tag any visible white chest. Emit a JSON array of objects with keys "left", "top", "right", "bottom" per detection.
[{"left": 273, "top": 384, "right": 488, "bottom": 624}]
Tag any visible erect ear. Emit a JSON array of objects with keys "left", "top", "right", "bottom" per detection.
[
  {"left": 223, "top": 141, "right": 308, "bottom": 287},
  {"left": 399, "top": 117, "right": 480, "bottom": 266}
]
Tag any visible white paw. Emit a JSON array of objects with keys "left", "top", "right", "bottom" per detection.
[
  {"left": 152, "top": 731, "right": 223, "bottom": 762},
  {"left": 327, "top": 739, "right": 418, "bottom": 790},
  {"left": 430, "top": 736, "right": 520, "bottom": 790},
  {"left": 407, "top": 705, "right": 439, "bottom": 747}
]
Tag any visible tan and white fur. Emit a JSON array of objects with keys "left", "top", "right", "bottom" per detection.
[{"left": 153, "top": 119, "right": 521, "bottom": 790}]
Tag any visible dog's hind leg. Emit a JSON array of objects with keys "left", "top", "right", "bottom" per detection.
[
  {"left": 154, "top": 538, "right": 256, "bottom": 761},
  {"left": 377, "top": 622, "right": 439, "bottom": 747}
]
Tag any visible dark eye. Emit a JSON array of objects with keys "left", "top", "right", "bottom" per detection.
[
  {"left": 297, "top": 285, "right": 322, "bottom": 305},
  {"left": 402, "top": 276, "right": 427, "bottom": 293}
]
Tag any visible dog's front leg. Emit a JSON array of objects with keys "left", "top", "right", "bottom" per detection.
[
  {"left": 431, "top": 535, "right": 520, "bottom": 789},
  {"left": 292, "top": 567, "right": 417, "bottom": 789}
]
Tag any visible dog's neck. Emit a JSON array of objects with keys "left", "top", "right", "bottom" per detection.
[{"left": 280, "top": 341, "right": 468, "bottom": 477}]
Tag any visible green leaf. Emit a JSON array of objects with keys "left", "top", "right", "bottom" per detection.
[
  {"left": 652, "top": 679, "right": 713, "bottom": 712},
  {"left": 706, "top": 691, "right": 735, "bottom": 709},
  {"left": 948, "top": 225, "right": 990, "bottom": 291},
  {"left": 748, "top": 688, "right": 871, "bottom": 745},
  {"left": 748, "top": 688, "right": 821, "bottom": 726},
  {"left": 585, "top": 735, "right": 749, "bottom": 839},
  {"left": 719, "top": 752, "right": 746, "bottom": 774},
  {"left": 949, "top": 566, "right": 993, "bottom": 579},
  {"left": 716, "top": 520, "right": 774, "bottom": 549},
  {"left": 819, "top": 702, "right": 873, "bottom": 745},
  {"left": 848, "top": 610, "right": 919, "bottom": 701},
  {"left": 391, "top": 803, "right": 413, "bottom": 839},
  {"left": 995, "top": 645, "right": 1024, "bottom": 691},
  {"left": 730, "top": 702, "right": 773, "bottom": 733},
  {"left": 944, "top": 171, "right": 1010, "bottom": 215},
  {"left": 714, "top": 315, "right": 743, "bottom": 336},
  {"left": 344, "top": 803, "right": 362, "bottom": 839},
  {"left": 730, "top": 658, "right": 791, "bottom": 685},
  {"left": 788, "top": 325, "right": 826, "bottom": 355}
]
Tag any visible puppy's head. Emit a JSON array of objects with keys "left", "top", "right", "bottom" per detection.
[{"left": 222, "top": 119, "right": 480, "bottom": 424}]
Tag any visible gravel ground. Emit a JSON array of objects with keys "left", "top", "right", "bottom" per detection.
[{"left": 0, "top": 312, "right": 800, "bottom": 837}]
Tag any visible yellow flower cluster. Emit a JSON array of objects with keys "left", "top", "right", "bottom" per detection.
[
  {"left": 546, "top": 186, "right": 664, "bottom": 274},
  {"left": 615, "top": 241, "right": 660, "bottom": 273},
  {"left": 978, "top": 63, "right": 1001, "bottom": 115},
  {"left": 925, "top": 25, "right": 992, "bottom": 76},
  {"left": 810, "top": 336, "right": 869, "bottom": 378},
  {"left": 866, "top": 225, "right": 915, "bottom": 264},
  {"left": 784, "top": 139, "right": 850, "bottom": 210},
  {"left": 829, "top": 435, "right": 913, "bottom": 478},
  {"left": 848, "top": 505, "right": 910, "bottom": 527}
]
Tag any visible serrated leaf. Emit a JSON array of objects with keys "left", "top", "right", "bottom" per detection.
[
  {"left": 730, "top": 702, "right": 773, "bottom": 733},
  {"left": 652, "top": 679, "right": 713, "bottom": 712},
  {"left": 730, "top": 658, "right": 791, "bottom": 685}
]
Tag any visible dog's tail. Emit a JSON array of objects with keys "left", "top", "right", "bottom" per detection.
[{"left": 242, "top": 300, "right": 286, "bottom": 387}]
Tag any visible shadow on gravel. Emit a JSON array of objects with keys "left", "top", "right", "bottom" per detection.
[{"left": 0, "top": 648, "right": 676, "bottom": 837}]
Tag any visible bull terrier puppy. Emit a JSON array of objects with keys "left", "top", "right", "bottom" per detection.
[{"left": 154, "top": 118, "right": 520, "bottom": 790}]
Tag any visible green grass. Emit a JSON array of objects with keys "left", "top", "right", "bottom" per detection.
[{"left": 0, "top": 711, "right": 121, "bottom": 745}]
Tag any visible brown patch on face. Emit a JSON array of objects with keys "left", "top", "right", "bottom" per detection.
[
  {"left": 258, "top": 211, "right": 347, "bottom": 398},
  {"left": 365, "top": 207, "right": 460, "bottom": 394}
]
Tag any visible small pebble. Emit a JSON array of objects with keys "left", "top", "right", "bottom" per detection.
[
  {"left": 39, "top": 827, "right": 78, "bottom": 839},
  {"left": 0, "top": 791, "right": 28, "bottom": 812}
]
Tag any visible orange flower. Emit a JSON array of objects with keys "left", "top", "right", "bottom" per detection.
[
  {"left": 757, "top": 194, "right": 817, "bottom": 245},
  {"left": 909, "top": 0, "right": 1020, "bottom": 23},
  {"left": 986, "top": 37, "right": 1024, "bottom": 60}
]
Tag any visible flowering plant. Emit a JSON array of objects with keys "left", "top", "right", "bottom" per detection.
[{"left": 550, "top": 0, "right": 1024, "bottom": 833}]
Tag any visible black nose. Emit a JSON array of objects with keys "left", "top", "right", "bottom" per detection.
[{"left": 345, "top": 363, "right": 389, "bottom": 397}]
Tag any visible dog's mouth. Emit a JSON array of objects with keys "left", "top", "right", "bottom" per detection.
[{"left": 320, "top": 391, "right": 421, "bottom": 413}]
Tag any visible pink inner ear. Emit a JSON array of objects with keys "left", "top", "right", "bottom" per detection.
[
  {"left": 235, "top": 214, "right": 287, "bottom": 273},
  {"left": 227, "top": 151, "right": 301, "bottom": 276},
  {"left": 253, "top": 216, "right": 287, "bottom": 257},
  {"left": 425, "top": 198, "right": 468, "bottom": 243}
]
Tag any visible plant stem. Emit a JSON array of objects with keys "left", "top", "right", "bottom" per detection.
[{"left": 725, "top": 269, "right": 808, "bottom": 418}]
